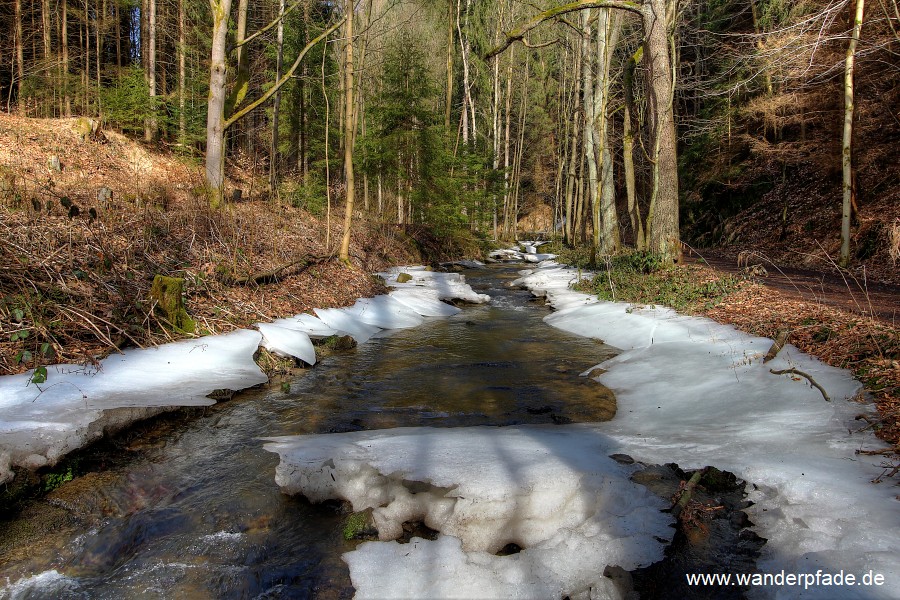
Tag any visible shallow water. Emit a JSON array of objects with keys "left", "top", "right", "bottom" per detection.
[{"left": 0, "top": 265, "right": 621, "bottom": 599}]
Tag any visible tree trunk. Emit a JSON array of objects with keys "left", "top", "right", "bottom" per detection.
[
  {"left": 338, "top": 0, "right": 356, "bottom": 263},
  {"left": 445, "top": 0, "right": 454, "bottom": 130},
  {"left": 62, "top": 0, "right": 70, "bottom": 116},
  {"left": 146, "top": 0, "right": 157, "bottom": 141},
  {"left": 643, "top": 0, "right": 680, "bottom": 261},
  {"left": 15, "top": 0, "right": 24, "bottom": 112},
  {"left": 581, "top": 10, "right": 600, "bottom": 249},
  {"left": 270, "top": 0, "right": 285, "bottom": 195},
  {"left": 624, "top": 47, "right": 645, "bottom": 249},
  {"left": 502, "top": 47, "right": 514, "bottom": 237},
  {"left": 205, "top": 0, "right": 233, "bottom": 207},
  {"left": 841, "top": 0, "right": 865, "bottom": 267},
  {"left": 564, "top": 43, "right": 581, "bottom": 245},
  {"left": 42, "top": 0, "right": 52, "bottom": 68},
  {"left": 226, "top": 0, "right": 251, "bottom": 114},
  {"left": 595, "top": 10, "right": 622, "bottom": 255},
  {"left": 178, "top": 0, "right": 186, "bottom": 145}
]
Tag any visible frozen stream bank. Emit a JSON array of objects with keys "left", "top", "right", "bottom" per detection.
[
  {"left": 266, "top": 261, "right": 898, "bottom": 599},
  {"left": 1, "top": 261, "right": 896, "bottom": 599},
  {"left": 2, "top": 265, "right": 624, "bottom": 598}
]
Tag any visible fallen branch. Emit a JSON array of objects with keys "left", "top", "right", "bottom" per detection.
[
  {"left": 231, "top": 254, "right": 331, "bottom": 286},
  {"left": 769, "top": 367, "right": 831, "bottom": 401},
  {"left": 672, "top": 467, "right": 706, "bottom": 516},
  {"left": 763, "top": 329, "right": 790, "bottom": 363},
  {"left": 856, "top": 448, "right": 897, "bottom": 456}
]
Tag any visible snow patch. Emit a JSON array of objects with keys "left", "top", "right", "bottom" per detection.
[
  {"left": 379, "top": 268, "right": 490, "bottom": 304},
  {"left": 515, "top": 264, "right": 899, "bottom": 599},
  {"left": 0, "top": 329, "right": 266, "bottom": 482},
  {"left": 265, "top": 426, "right": 670, "bottom": 599},
  {"left": 257, "top": 323, "right": 317, "bottom": 365}
]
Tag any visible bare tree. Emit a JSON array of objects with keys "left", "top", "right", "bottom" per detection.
[{"left": 841, "top": 0, "right": 865, "bottom": 267}]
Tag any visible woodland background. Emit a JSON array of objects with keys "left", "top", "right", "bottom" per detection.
[{"left": 0, "top": 0, "right": 897, "bottom": 280}]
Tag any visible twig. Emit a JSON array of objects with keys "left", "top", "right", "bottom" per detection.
[{"left": 769, "top": 367, "right": 831, "bottom": 401}]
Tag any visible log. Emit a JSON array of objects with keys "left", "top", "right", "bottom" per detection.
[
  {"left": 763, "top": 329, "right": 790, "bottom": 363},
  {"left": 231, "top": 254, "right": 330, "bottom": 286}
]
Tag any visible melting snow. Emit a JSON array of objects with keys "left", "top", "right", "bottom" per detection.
[
  {"left": 264, "top": 426, "right": 671, "bottom": 599},
  {"left": 0, "top": 268, "right": 481, "bottom": 484},
  {"left": 265, "top": 260, "right": 898, "bottom": 599},
  {"left": 379, "top": 267, "right": 491, "bottom": 304}
]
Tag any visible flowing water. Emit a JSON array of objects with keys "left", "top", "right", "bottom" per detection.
[{"left": 0, "top": 265, "right": 624, "bottom": 598}]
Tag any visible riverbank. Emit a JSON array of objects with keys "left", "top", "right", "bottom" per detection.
[{"left": 557, "top": 248, "right": 898, "bottom": 457}]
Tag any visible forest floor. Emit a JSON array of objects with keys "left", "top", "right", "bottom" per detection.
[{"left": 0, "top": 113, "right": 474, "bottom": 377}]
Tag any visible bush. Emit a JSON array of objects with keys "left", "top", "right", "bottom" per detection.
[{"left": 283, "top": 179, "right": 327, "bottom": 216}]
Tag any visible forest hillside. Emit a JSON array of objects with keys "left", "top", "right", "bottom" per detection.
[{"left": 0, "top": 112, "right": 474, "bottom": 376}]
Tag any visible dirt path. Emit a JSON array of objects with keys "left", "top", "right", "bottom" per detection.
[{"left": 684, "top": 249, "right": 899, "bottom": 325}]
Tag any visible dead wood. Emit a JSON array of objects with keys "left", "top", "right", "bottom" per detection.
[
  {"left": 231, "top": 254, "right": 332, "bottom": 285},
  {"left": 769, "top": 367, "right": 831, "bottom": 401},
  {"left": 763, "top": 329, "right": 790, "bottom": 363}
]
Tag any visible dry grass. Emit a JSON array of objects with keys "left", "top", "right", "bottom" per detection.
[{"left": 0, "top": 114, "right": 423, "bottom": 375}]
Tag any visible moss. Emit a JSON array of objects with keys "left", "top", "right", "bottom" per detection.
[
  {"left": 342, "top": 510, "right": 376, "bottom": 541},
  {"left": 396, "top": 272, "right": 413, "bottom": 283},
  {"left": 318, "top": 334, "right": 357, "bottom": 354},
  {"left": 150, "top": 275, "right": 196, "bottom": 333}
]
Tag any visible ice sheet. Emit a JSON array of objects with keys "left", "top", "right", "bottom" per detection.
[
  {"left": 514, "top": 264, "right": 900, "bottom": 599},
  {"left": 257, "top": 323, "right": 317, "bottom": 365},
  {"left": 342, "top": 295, "right": 425, "bottom": 329},
  {"left": 0, "top": 329, "right": 267, "bottom": 481},
  {"left": 388, "top": 289, "right": 461, "bottom": 317},
  {"left": 1, "top": 264, "right": 479, "bottom": 484},
  {"left": 313, "top": 308, "right": 383, "bottom": 344},
  {"left": 265, "top": 426, "right": 671, "bottom": 599},
  {"left": 378, "top": 268, "right": 490, "bottom": 304},
  {"left": 269, "top": 313, "right": 338, "bottom": 339}
]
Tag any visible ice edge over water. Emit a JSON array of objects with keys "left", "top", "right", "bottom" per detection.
[{"left": 0, "top": 268, "right": 483, "bottom": 484}]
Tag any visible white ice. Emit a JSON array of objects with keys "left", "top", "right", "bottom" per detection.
[
  {"left": 0, "top": 264, "right": 484, "bottom": 485},
  {"left": 342, "top": 296, "right": 425, "bottom": 329},
  {"left": 264, "top": 426, "right": 671, "bottom": 599},
  {"left": 256, "top": 322, "right": 317, "bottom": 365},
  {"left": 388, "top": 289, "right": 461, "bottom": 317},
  {"left": 379, "top": 267, "right": 490, "bottom": 304},
  {"left": 0, "top": 329, "right": 267, "bottom": 483},
  {"left": 313, "top": 308, "right": 384, "bottom": 344},
  {"left": 269, "top": 313, "right": 338, "bottom": 339},
  {"left": 266, "top": 259, "right": 898, "bottom": 599},
  {"left": 513, "top": 264, "right": 900, "bottom": 599}
]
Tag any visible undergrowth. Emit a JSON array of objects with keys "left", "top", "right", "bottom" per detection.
[{"left": 575, "top": 251, "right": 744, "bottom": 312}]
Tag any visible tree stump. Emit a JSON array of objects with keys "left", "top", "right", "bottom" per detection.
[{"left": 150, "top": 275, "right": 196, "bottom": 333}]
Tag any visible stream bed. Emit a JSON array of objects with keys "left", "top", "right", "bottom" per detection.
[{"left": 0, "top": 265, "right": 650, "bottom": 598}]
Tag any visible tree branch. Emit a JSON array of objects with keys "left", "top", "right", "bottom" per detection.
[
  {"left": 234, "top": 0, "right": 305, "bottom": 50},
  {"left": 483, "top": 0, "right": 642, "bottom": 60},
  {"left": 225, "top": 17, "right": 345, "bottom": 130},
  {"left": 770, "top": 368, "right": 831, "bottom": 401}
]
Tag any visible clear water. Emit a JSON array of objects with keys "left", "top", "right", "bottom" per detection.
[{"left": 0, "top": 265, "right": 620, "bottom": 599}]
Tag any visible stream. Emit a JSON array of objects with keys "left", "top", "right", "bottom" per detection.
[{"left": 1, "top": 265, "right": 636, "bottom": 598}]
